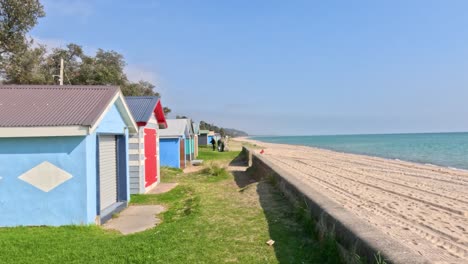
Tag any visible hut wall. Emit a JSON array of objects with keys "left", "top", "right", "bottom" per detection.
[{"left": 160, "top": 138, "right": 181, "bottom": 168}]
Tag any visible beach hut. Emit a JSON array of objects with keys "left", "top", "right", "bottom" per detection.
[
  {"left": 192, "top": 122, "right": 199, "bottom": 158},
  {"left": 186, "top": 119, "right": 199, "bottom": 160},
  {"left": 125, "top": 96, "right": 168, "bottom": 194},
  {"left": 159, "top": 119, "right": 190, "bottom": 169},
  {"left": 185, "top": 119, "right": 195, "bottom": 161},
  {"left": 207, "top": 131, "right": 215, "bottom": 145},
  {"left": 0, "top": 85, "right": 138, "bottom": 226},
  {"left": 198, "top": 130, "right": 210, "bottom": 146}
]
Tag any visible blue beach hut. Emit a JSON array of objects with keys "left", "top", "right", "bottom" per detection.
[
  {"left": 207, "top": 131, "right": 215, "bottom": 145},
  {"left": 159, "top": 119, "right": 190, "bottom": 169},
  {"left": 0, "top": 85, "right": 138, "bottom": 226}
]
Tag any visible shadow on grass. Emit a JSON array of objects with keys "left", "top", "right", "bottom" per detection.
[
  {"left": 230, "top": 152, "right": 342, "bottom": 264},
  {"left": 228, "top": 151, "right": 247, "bottom": 166}
]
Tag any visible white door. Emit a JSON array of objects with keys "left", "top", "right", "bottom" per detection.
[{"left": 99, "top": 135, "right": 118, "bottom": 211}]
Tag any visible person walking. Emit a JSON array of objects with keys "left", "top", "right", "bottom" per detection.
[
  {"left": 217, "top": 139, "right": 222, "bottom": 152},
  {"left": 220, "top": 140, "right": 225, "bottom": 152},
  {"left": 210, "top": 138, "right": 216, "bottom": 151}
]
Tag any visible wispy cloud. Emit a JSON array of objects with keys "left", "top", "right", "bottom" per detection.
[
  {"left": 125, "top": 64, "right": 160, "bottom": 85},
  {"left": 31, "top": 36, "right": 97, "bottom": 55},
  {"left": 31, "top": 36, "right": 65, "bottom": 49}
]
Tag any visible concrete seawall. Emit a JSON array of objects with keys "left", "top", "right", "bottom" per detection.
[{"left": 242, "top": 146, "right": 429, "bottom": 264}]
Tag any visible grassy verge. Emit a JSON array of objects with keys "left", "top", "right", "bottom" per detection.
[
  {"left": 0, "top": 148, "right": 342, "bottom": 263},
  {"left": 197, "top": 145, "right": 240, "bottom": 161}
]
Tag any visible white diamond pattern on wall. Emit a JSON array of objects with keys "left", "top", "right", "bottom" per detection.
[{"left": 18, "top": 161, "right": 72, "bottom": 192}]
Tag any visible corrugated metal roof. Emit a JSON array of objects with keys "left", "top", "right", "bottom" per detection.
[
  {"left": 159, "top": 119, "right": 189, "bottom": 137},
  {"left": 193, "top": 122, "right": 200, "bottom": 134},
  {"left": 185, "top": 119, "right": 194, "bottom": 135},
  {"left": 0, "top": 85, "right": 119, "bottom": 127},
  {"left": 125, "top": 96, "right": 160, "bottom": 123}
]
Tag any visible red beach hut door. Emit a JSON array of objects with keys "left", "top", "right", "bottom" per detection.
[
  {"left": 144, "top": 128, "right": 157, "bottom": 187},
  {"left": 155, "top": 129, "right": 158, "bottom": 182}
]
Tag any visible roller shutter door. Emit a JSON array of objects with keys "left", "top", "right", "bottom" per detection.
[{"left": 99, "top": 135, "right": 118, "bottom": 211}]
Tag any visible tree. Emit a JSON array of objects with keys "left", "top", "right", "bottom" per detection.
[
  {"left": 2, "top": 40, "right": 173, "bottom": 111},
  {"left": 122, "top": 81, "right": 160, "bottom": 96},
  {"left": 42, "top": 43, "right": 84, "bottom": 84},
  {"left": 3, "top": 44, "right": 48, "bottom": 84},
  {"left": 3, "top": 43, "right": 85, "bottom": 85},
  {"left": 198, "top": 120, "right": 247, "bottom": 137},
  {"left": 72, "top": 48, "right": 126, "bottom": 86},
  {"left": 199, "top": 120, "right": 220, "bottom": 133},
  {"left": 0, "top": 0, "right": 44, "bottom": 65},
  {"left": 0, "top": 0, "right": 172, "bottom": 108},
  {"left": 6, "top": 43, "right": 150, "bottom": 90},
  {"left": 199, "top": 121, "right": 208, "bottom": 130},
  {"left": 163, "top": 107, "right": 171, "bottom": 116}
]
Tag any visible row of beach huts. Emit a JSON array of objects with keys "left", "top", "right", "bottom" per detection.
[{"left": 0, "top": 85, "right": 221, "bottom": 227}]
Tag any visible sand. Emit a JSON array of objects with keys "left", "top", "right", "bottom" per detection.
[{"left": 236, "top": 138, "right": 468, "bottom": 263}]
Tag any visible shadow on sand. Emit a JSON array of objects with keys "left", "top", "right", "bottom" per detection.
[{"left": 229, "top": 153, "right": 341, "bottom": 264}]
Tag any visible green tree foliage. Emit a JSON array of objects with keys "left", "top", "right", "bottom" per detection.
[
  {"left": 199, "top": 121, "right": 220, "bottom": 132},
  {"left": 46, "top": 43, "right": 84, "bottom": 84},
  {"left": 20, "top": 44, "right": 127, "bottom": 86},
  {"left": 0, "top": 1, "right": 172, "bottom": 112},
  {"left": 0, "top": 0, "right": 44, "bottom": 59},
  {"left": 163, "top": 107, "right": 171, "bottom": 116},
  {"left": 199, "top": 121, "right": 248, "bottom": 137},
  {"left": 122, "top": 81, "right": 160, "bottom": 96},
  {"left": 76, "top": 49, "right": 127, "bottom": 86},
  {"left": 3, "top": 44, "right": 48, "bottom": 84},
  {"left": 4, "top": 43, "right": 171, "bottom": 111}
]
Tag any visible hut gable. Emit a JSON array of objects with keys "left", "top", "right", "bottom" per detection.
[{"left": 125, "top": 96, "right": 167, "bottom": 129}]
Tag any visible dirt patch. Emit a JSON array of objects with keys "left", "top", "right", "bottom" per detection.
[
  {"left": 103, "top": 205, "right": 166, "bottom": 235},
  {"left": 148, "top": 183, "right": 178, "bottom": 194}
]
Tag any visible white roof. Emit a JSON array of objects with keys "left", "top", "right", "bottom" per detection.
[
  {"left": 185, "top": 118, "right": 194, "bottom": 135},
  {"left": 159, "top": 119, "right": 190, "bottom": 138}
]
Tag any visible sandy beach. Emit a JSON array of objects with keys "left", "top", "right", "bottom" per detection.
[{"left": 236, "top": 138, "right": 468, "bottom": 263}]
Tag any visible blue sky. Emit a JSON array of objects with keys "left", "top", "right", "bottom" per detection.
[{"left": 31, "top": 0, "right": 468, "bottom": 135}]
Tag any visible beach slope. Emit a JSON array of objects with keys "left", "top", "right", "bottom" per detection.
[{"left": 237, "top": 138, "right": 468, "bottom": 263}]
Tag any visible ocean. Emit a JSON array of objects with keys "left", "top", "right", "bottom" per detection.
[{"left": 252, "top": 132, "right": 468, "bottom": 170}]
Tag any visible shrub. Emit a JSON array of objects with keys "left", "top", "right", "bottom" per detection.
[{"left": 201, "top": 163, "right": 228, "bottom": 177}]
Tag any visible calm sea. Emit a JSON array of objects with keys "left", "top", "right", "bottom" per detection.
[{"left": 252, "top": 132, "right": 468, "bottom": 170}]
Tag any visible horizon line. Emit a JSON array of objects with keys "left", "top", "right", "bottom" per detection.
[{"left": 248, "top": 130, "right": 468, "bottom": 137}]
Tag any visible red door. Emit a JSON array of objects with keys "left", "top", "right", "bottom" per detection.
[
  {"left": 144, "top": 128, "right": 157, "bottom": 187},
  {"left": 155, "top": 129, "right": 158, "bottom": 182}
]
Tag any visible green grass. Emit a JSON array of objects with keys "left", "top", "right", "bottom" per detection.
[
  {"left": 197, "top": 146, "right": 241, "bottom": 161},
  {"left": 159, "top": 166, "right": 183, "bottom": 183},
  {"left": 0, "top": 151, "right": 342, "bottom": 264}
]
